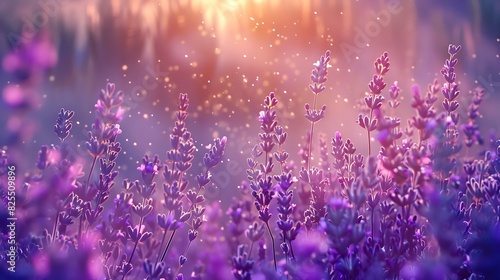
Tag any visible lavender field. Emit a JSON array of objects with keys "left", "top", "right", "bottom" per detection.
[{"left": 1, "top": 1, "right": 500, "bottom": 279}]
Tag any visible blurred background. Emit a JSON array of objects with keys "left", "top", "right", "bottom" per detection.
[{"left": 0, "top": 0, "right": 499, "bottom": 205}]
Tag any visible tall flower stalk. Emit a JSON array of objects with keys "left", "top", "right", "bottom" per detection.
[
  {"left": 433, "top": 44, "right": 462, "bottom": 177},
  {"left": 158, "top": 93, "right": 195, "bottom": 265},
  {"left": 300, "top": 51, "right": 331, "bottom": 230},
  {"left": 305, "top": 50, "right": 331, "bottom": 171},
  {"left": 49, "top": 108, "right": 75, "bottom": 242},
  {"left": 78, "top": 83, "right": 124, "bottom": 241},
  {"left": 176, "top": 135, "right": 227, "bottom": 275},
  {"left": 358, "top": 52, "right": 390, "bottom": 156},
  {"left": 461, "top": 87, "right": 485, "bottom": 155},
  {"left": 273, "top": 109, "right": 301, "bottom": 265},
  {"left": 249, "top": 92, "right": 278, "bottom": 271},
  {"left": 155, "top": 93, "right": 227, "bottom": 279}
]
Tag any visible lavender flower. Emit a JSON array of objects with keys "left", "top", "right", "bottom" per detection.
[
  {"left": 433, "top": 44, "right": 463, "bottom": 176},
  {"left": 275, "top": 171, "right": 300, "bottom": 263},
  {"left": 358, "top": 52, "right": 390, "bottom": 156},
  {"left": 155, "top": 93, "right": 227, "bottom": 279},
  {"left": 248, "top": 92, "right": 279, "bottom": 271},
  {"left": 410, "top": 80, "right": 440, "bottom": 146},
  {"left": 461, "top": 87, "right": 485, "bottom": 150},
  {"left": 305, "top": 50, "right": 331, "bottom": 171},
  {"left": 141, "top": 154, "right": 160, "bottom": 177},
  {"left": 232, "top": 245, "right": 253, "bottom": 280},
  {"left": 54, "top": 108, "right": 75, "bottom": 141},
  {"left": 441, "top": 44, "right": 462, "bottom": 123}
]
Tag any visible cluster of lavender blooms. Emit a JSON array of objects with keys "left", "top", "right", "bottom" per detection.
[
  {"left": 0, "top": 83, "right": 227, "bottom": 279},
  {"left": 2, "top": 43, "right": 500, "bottom": 280},
  {"left": 227, "top": 45, "right": 500, "bottom": 280}
]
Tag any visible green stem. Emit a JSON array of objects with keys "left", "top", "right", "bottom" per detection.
[
  {"left": 121, "top": 217, "right": 144, "bottom": 280},
  {"left": 175, "top": 240, "right": 192, "bottom": 276},
  {"left": 367, "top": 104, "right": 374, "bottom": 157},
  {"left": 371, "top": 208, "right": 375, "bottom": 241},
  {"left": 160, "top": 229, "right": 176, "bottom": 263},
  {"left": 248, "top": 241, "right": 255, "bottom": 259},
  {"left": 278, "top": 143, "right": 284, "bottom": 174},
  {"left": 78, "top": 156, "right": 98, "bottom": 241},
  {"left": 156, "top": 226, "right": 169, "bottom": 264},
  {"left": 282, "top": 232, "right": 288, "bottom": 262},
  {"left": 265, "top": 222, "right": 277, "bottom": 271},
  {"left": 51, "top": 210, "right": 59, "bottom": 243},
  {"left": 307, "top": 93, "right": 319, "bottom": 172},
  {"left": 121, "top": 240, "right": 139, "bottom": 280},
  {"left": 289, "top": 240, "right": 296, "bottom": 261}
]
